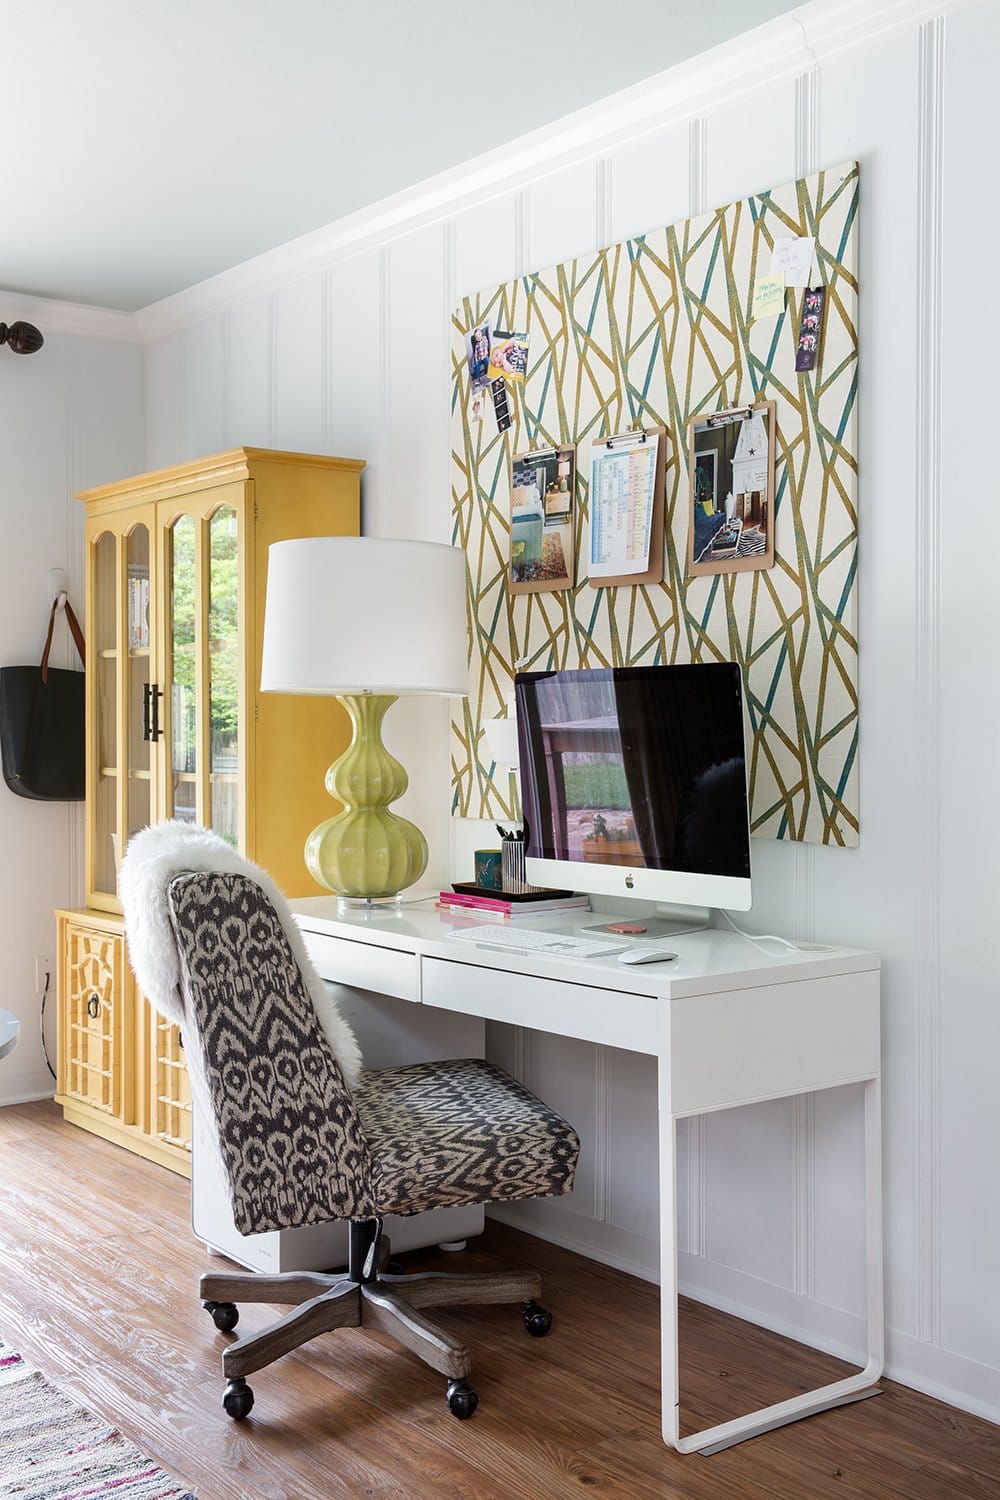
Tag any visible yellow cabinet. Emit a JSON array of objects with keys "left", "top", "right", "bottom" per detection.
[{"left": 56, "top": 448, "right": 363, "bottom": 1173}]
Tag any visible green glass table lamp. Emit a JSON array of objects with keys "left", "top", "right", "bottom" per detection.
[{"left": 260, "top": 536, "right": 468, "bottom": 906}]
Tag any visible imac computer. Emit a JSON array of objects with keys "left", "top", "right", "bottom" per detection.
[{"left": 514, "top": 663, "right": 751, "bottom": 936}]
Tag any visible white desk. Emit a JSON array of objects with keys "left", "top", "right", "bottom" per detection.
[{"left": 293, "top": 897, "right": 883, "bottom": 1455}]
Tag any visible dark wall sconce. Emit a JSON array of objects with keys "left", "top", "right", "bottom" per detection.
[{"left": 0, "top": 321, "right": 44, "bottom": 355}]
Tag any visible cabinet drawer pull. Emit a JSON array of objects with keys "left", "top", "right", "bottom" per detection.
[{"left": 86, "top": 994, "right": 101, "bottom": 1019}]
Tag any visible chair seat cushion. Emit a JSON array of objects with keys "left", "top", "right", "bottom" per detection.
[{"left": 355, "top": 1058, "right": 580, "bottom": 1218}]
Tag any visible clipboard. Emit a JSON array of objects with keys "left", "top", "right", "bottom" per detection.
[{"left": 587, "top": 425, "right": 665, "bottom": 589}]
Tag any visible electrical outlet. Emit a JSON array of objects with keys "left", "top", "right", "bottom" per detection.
[{"left": 35, "top": 956, "right": 53, "bottom": 993}]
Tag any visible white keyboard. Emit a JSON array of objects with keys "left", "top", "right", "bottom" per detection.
[{"left": 446, "top": 925, "right": 626, "bottom": 959}]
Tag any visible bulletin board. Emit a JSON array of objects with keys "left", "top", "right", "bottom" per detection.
[{"left": 451, "top": 161, "right": 859, "bottom": 846}]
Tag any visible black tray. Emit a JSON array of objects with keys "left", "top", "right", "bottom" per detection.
[{"left": 451, "top": 881, "right": 575, "bottom": 902}]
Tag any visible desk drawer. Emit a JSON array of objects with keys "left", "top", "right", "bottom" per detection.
[
  {"left": 302, "top": 932, "right": 418, "bottom": 1003},
  {"left": 421, "top": 956, "right": 658, "bottom": 1055}
]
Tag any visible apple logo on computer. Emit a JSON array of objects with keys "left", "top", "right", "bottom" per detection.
[{"left": 625, "top": 875, "right": 634, "bottom": 889}]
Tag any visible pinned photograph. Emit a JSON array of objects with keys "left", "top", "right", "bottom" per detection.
[
  {"left": 491, "top": 375, "right": 512, "bottom": 433},
  {"left": 795, "top": 286, "right": 828, "bottom": 373},
  {"left": 466, "top": 321, "right": 492, "bottom": 391},
  {"left": 687, "top": 402, "right": 776, "bottom": 575},
  {"left": 488, "top": 330, "right": 529, "bottom": 383},
  {"left": 469, "top": 387, "right": 486, "bottom": 424},
  {"left": 509, "top": 445, "right": 576, "bottom": 594}
]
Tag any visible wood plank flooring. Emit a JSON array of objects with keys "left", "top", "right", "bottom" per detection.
[{"left": 0, "top": 1102, "right": 996, "bottom": 1500}]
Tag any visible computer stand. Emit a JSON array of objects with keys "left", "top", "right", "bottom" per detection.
[{"left": 585, "top": 904, "right": 710, "bottom": 939}]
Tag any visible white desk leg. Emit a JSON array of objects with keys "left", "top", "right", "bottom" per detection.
[
  {"left": 662, "top": 1078, "right": 884, "bottom": 1456},
  {"left": 658, "top": 1109, "right": 680, "bottom": 1448}
]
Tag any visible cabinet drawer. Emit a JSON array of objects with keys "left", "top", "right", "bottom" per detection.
[
  {"left": 302, "top": 932, "right": 418, "bottom": 1003},
  {"left": 61, "top": 923, "right": 124, "bottom": 1117},
  {"left": 420, "top": 956, "right": 659, "bottom": 1054}
]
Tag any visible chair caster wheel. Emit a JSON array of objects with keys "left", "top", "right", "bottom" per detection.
[
  {"left": 446, "top": 1378, "right": 478, "bottom": 1419},
  {"left": 223, "top": 1377, "right": 254, "bottom": 1420},
  {"left": 521, "top": 1300, "right": 552, "bottom": 1337},
  {"left": 204, "top": 1300, "right": 239, "bottom": 1333}
]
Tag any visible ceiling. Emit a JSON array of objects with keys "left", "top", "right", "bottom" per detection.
[{"left": 3, "top": 0, "right": 800, "bottom": 312}]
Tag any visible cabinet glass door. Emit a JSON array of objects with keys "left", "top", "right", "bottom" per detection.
[
  {"left": 161, "top": 493, "right": 243, "bottom": 842},
  {"left": 126, "top": 524, "right": 153, "bottom": 844},
  {"left": 91, "top": 530, "right": 118, "bottom": 899},
  {"left": 86, "top": 507, "right": 157, "bottom": 909}
]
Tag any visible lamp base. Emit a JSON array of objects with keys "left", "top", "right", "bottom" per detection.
[
  {"left": 306, "top": 693, "right": 429, "bottom": 901},
  {"left": 335, "top": 893, "right": 405, "bottom": 915}
]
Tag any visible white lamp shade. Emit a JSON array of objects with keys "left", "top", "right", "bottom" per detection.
[{"left": 261, "top": 536, "right": 469, "bottom": 696}]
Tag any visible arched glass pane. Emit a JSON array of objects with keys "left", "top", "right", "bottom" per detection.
[
  {"left": 169, "top": 514, "right": 197, "bottom": 823},
  {"left": 126, "top": 524, "right": 151, "bottom": 841},
  {"left": 93, "top": 530, "right": 117, "bottom": 894},
  {"left": 209, "top": 505, "right": 239, "bottom": 846}
]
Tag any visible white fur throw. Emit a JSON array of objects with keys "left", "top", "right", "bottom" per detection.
[{"left": 119, "top": 821, "right": 363, "bottom": 1089}]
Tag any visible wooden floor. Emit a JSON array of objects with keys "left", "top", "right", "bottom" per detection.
[{"left": 0, "top": 1103, "right": 996, "bottom": 1500}]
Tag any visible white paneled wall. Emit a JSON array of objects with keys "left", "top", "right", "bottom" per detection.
[
  {"left": 135, "top": 0, "right": 999, "bottom": 1423},
  {"left": 0, "top": 329, "right": 144, "bottom": 1104}
]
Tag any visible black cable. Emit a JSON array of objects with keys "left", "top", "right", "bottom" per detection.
[{"left": 40, "top": 967, "right": 56, "bottom": 1081}]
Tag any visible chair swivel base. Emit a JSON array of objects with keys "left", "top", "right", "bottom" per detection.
[{"left": 200, "top": 1225, "right": 553, "bottom": 1421}]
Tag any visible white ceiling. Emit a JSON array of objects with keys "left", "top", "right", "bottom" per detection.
[{"left": 3, "top": 0, "right": 799, "bottom": 312}]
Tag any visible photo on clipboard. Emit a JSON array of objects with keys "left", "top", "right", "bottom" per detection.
[
  {"left": 687, "top": 401, "right": 776, "bottom": 576},
  {"left": 510, "top": 445, "right": 576, "bottom": 594}
]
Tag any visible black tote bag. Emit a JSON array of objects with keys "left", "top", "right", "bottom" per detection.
[{"left": 0, "top": 598, "right": 86, "bottom": 801}]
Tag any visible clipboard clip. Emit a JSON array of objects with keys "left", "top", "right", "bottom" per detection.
[
  {"left": 605, "top": 429, "right": 648, "bottom": 449},
  {"left": 706, "top": 406, "right": 754, "bottom": 428}
]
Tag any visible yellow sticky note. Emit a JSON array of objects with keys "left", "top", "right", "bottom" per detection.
[{"left": 752, "top": 275, "right": 786, "bottom": 321}]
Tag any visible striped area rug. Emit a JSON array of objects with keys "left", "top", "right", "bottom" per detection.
[{"left": 0, "top": 1343, "right": 196, "bottom": 1499}]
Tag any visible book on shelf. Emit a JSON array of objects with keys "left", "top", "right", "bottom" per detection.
[{"left": 438, "top": 891, "right": 590, "bottom": 919}]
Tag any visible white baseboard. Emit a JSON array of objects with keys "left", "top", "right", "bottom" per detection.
[
  {"left": 489, "top": 1203, "right": 1000, "bottom": 1428},
  {"left": 0, "top": 1087, "right": 55, "bottom": 1108}
]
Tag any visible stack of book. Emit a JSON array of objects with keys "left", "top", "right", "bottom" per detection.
[{"left": 437, "top": 889, "right": 591, "bottom": 923}]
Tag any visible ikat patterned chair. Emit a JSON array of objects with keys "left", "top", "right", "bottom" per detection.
[{"left": 165, "top": 869, "right": 580, "bottom": 1422}]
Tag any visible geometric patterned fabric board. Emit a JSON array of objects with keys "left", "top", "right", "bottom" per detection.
[{"left": 451, "top": 160, "right": 859, "bottom": 845}]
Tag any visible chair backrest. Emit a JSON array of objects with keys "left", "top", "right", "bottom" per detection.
[{"left": 166, "top": 869, "right": 375, "bottom": 1235}]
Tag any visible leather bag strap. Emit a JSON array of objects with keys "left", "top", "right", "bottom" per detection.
[{"left": 40, "top": 598, "right": 86, "bottom": 684}]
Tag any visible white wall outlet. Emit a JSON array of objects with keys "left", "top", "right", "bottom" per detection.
[{"left": 35, "top": 956, "right": 53, "bottom": 993}]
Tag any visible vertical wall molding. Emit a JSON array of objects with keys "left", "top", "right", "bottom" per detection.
[
  {"left": 219, "top": 312, "right": 231, "bottom": 448},
  {"left": 595, "top": 156, "right": 613, "bottom": 248},
  {"left": 593, "top": 1045, "right": 612, "bottom": 1224},
  {"left": 791, "top": 56, "right": 822, "bottom": 1309},
  {"left": 265, "top": 293, "right": 278, "bottom": 446},
  {"left": 684, "top": 110, "right": 709, "bottom": 1258},
  {"left": 514, "top": 189, "right": 530, "bottom": 277},
  {"left": 319, "top": 273, "right": 333, "bottom": 454},
  {"left": 688, "top": 116, "right": 708, "bottom": 215},
  {"left": 64, "top": 336, "right": 85, "bottom": 910},
  {"left": 376, "top": 247, "right": 392, "bottom": 537},
  {"left": 915, "top": 12, "right": 945, "bottom": 1349},
  {"left": 795, "top": 69, "right": 821, "bottom": 176}
]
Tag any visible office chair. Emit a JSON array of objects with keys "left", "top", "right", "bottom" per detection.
[{"left": 125, "top": 837, "right": 580, "bottom": 1423}]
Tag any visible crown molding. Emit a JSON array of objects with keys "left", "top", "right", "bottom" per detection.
[
  {"left": 132, "top": 0, "right": 972, "bottom": 342},
  {"left": 0, "top": 288, "right": 140, "bottom": 343},
  {"left": 17, "top": 0, "right": 970, "bottom": 346}
]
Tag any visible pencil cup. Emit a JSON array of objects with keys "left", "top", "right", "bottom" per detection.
[{"left": 501, "top": 838, "right": 529, "bottom": 893}]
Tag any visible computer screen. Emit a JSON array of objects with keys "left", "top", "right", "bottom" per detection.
[{"left": 515, "top": 663, "right": 752, "bottom": 912}]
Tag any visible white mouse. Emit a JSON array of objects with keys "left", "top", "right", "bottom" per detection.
[{"left": 617, "top": 947, "right": 678, "bottom": 965}]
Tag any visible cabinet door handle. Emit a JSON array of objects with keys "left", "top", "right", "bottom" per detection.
[
  {"left": 149, "top": 683, "right": 163, "bottom": 742},
  {"left": 86, "top": 994, "right": 101, "bottom": 1019},
  {"left": 141, "top": 683, "right": 151, "bottom": 742}
]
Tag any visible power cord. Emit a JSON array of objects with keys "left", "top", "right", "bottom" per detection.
[
  {"left": 718, "top": 909, "right": 834, "bottom": 954},
  {"left": 40, "top": 966, "right": 56, "bottom": 1080}
]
